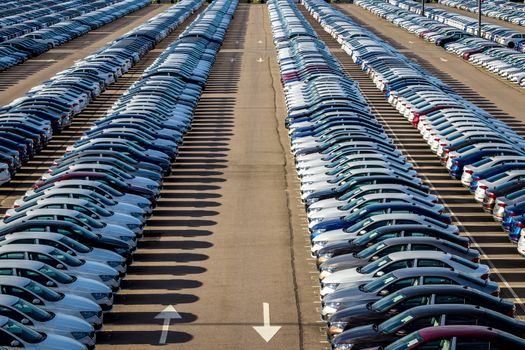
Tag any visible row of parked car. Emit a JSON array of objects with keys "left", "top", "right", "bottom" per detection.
[
  {"left": 0, "top": 0, "right": 119, "bottom": 43},
  {"left": 0, "top": 0, "right": 149, "bottom": 72},
  {"left": 0, "top": 0, "right": 205, "bottom": 186},
  {"left": 354, "top": 0, "right": 525, "bottom": 88},
  {"left": 439, "top": 0, "right": 525, "bottom": 27},
  {"left": 391, "top": 0, "right": 525, "bottom": 48},
  {"left": 268, "top": 0, "right": 525, "bottom": 349},
  {"left": 323, "top": 2, "right": 525, "bottom": 250},
  {"left": 0, "top": 0, "right": 240, "bottom": 348}
]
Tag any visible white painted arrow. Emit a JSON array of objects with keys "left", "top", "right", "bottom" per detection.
[
  {"left": 258, "top": 40, "right": 263, "bottom": 44},
  {"left": 440, "top": 57, "right": 448, "bottom": 62},
  {"left": 253, "top": 303, "right": 281, "bottom": 342},
  {"left": 155, "top": 305, "right": 182, "bottom": 344},
  {"left": 257, "top": 57, "right": 264, "bottom": 63}
]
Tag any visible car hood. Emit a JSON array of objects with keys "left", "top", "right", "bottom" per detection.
[
  {"left": 46, "top": 312, "right": 93, "bottom": 333},
  {"left": 39, "top": 333, "right": 87, "bottom": 350}
]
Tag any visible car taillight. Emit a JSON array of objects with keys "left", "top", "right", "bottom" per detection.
[
  {"left": 465, "top": 169, "right": 474, "bottom": 174},
  {"left": 498, "top": 203, "right": 507, "bottom": 208},
  {"left": 516, "top": 222, "right": 524, "bottom": 228},
  {"left": 3, "top": 214, "right": 9, "bottom": 219},
  {"left": 487, "top": 192, "right": 497, "bottom": 199},
  {"left": 479, "top": 185, "right": 488, "bottom": 190},
  {"left": 509, "top": 212, "right": 518, "bottom": 217},
  {"left": 471, "top": 257, "right": 480, "bottom": 263},
  {"left": 454, "top": 160, "right": 461, "bottom": 166},
  {"left": 480, "top": 273, "right": 490, "bottom": 280},
  {"left": 491, "top": 290, "right": 500, "bottom": 297}
]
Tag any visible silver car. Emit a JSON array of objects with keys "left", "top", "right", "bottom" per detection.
[
  {"left": 0, "top": 316, "right": 86, "bottom": 350},
  {"left": 0, "top": 245, "right": 120, "bottom": 290},
  {"left": 5, "top": 198, "right": 144, "bottom": 235},
  {"left": 1, "top": 232, "right": 126, "bottom": 274},
  {"left": 0, "top": 260, "right": 113, "bottom": 309},
  {"left": 0, "top": 276, "right": 102, "bottom": 328},
  {"left": 320, "top": 251, "right": 490, "bottom": 297},
  {"left": 0, "top": 295, "right": 94, "bottom": 348}
]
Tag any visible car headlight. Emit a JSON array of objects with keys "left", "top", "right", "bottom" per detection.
[
  {"left": 328, "top": 321, "right": 348, "bottom": 335},
  {"left": 91, "top": 292, "right": 110, "bottom": 300},
  {"left": 137, "top": 202, "right": 150, "bottom": 209},
  {"left": 120, "top": 235, "right": 133, "bottom": 242},
  {"left": 333, "top": 343, "right": 353, "bottom": 350},
  {"left": 322, "top": 283, "right": 339, "bottom": 291},
  {"left": 80, "top": 311, "right": 98, "bottom": 319},
  {"left": 130, "top": 212, "right": 143, "bottom": 218},
  {"left": 71, "top": 331, "right": 90, "bottom": 340}
]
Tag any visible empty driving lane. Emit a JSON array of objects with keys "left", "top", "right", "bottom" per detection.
[
  {"left": 0, "top": 3, "right": 169, "bottom": 105},
  {"left": 97, "top": 4, "right": 321, "bottom": 349},
  {"left": 299, "top": 3, "right": 525, "bottom": 318},
  {"left": 335, "top": 4, "right": 525, "bottom": 127}
]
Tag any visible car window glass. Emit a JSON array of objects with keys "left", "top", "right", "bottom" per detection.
[
  {"left": 0, "top": 329, "right": 17, "bottom": 344},
  {"left": 0, "top": 306, "right": 24, "bottom": 323},
  {"left": 434, "top": 295, "right": 465, "bottom": 304},
  {"left": 424, "top": 277, "right": 454, "bottom": 285},
  {"left": 0, "top": 269, "right": 12, "bottom": 276},
  {"left": 2, "top": 286, "right": 34, "bottom": 301},
  {"left": 40, "top": 239, "right": 68, "bottom": 252},
  {"left": 386, "top": 278, "right": 419, "bottom": 293},
  {"left": 34, "top": 216, "right": 54, "bottom": 221},
  {"left": 43, "top": 204, "right": 62, "bottom": 210},
  {"left": 454, "top": 337, "right": 491, "bottom": 350},
  {"left": 18, "top": 269, "right": 50, "bottom": 286},
  {"left": 399, "top": 296, "right": 429, "bottom": 308},
  {"left": 382, "top": 245, "right": 406, "bottom": 255},
  {"left": 28, "top": 253, "right": 57, "bottom": 268},
  {"left": 418, "top": 259, "right": 447, "bottom": 268},
  {"left": 403, "top": 316, "right": 439, "bottom": 333},
  {"left": 9, "top": 239, "right": 34, "bottom": 245},
  {"left": 0, "top": 253, "right": 24, "bottom": 260},
  {"left": 418, "top": 339, "right": 451, "bottom": 350},
  {"left": 412, "top": 244, "right": 438, "bottom": 251},
  {"left": 382, "top": 260, "right": 414, "bottom": 274},
  {"left": 445, "top": 315, "right": 478, "bottom": 326}
]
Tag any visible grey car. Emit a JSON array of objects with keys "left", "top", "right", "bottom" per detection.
[
  {"left": 0, "top": 276, "right": 102, "bottom": 328},
  {"left": 319, "top": 236, "right": 481, "bottom": 280},
  {"left": 0, "top": 295, "right": 94, "bottom": 348}
]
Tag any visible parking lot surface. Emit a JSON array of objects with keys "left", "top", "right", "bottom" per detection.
[{"left": 1, "top": 1, "right": 525, "bottom": 349}]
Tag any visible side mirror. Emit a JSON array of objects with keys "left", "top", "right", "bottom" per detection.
[
  {"left": 371, "top": 256, "right": 380, "bottom": 261},
  {"left": 375, "top": 271, "right": 385, "bottom": 277},
  {"left": 46, "top": 281, "right": 54, "bottom": 287},
  {"left": 32, "top": 298, "right": 41, "bottom": 305},
  {"left": 395, "top": 330, "right": 407, "bottom": 337},
  {"left": 67, "top": 250, "right": 74, "bottom": 255},
  {"left": 91, "top": 215, "right": 97, "bottom": 219},
  {"left": 20, "top": 318, "right": 29, "bottom": 325},
  {"left": 10, "top": 340, "right": 20, "bottom": 347},
  {"left": 379, "top": 290, "right": 389, "bottom": 297},
  {"left": 56, "top": 264, "right": 64, "bottom": 269}
]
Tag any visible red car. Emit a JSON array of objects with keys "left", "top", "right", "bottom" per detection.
[{"left": 363, "top": 325, "right": 525, "bottom": 350}]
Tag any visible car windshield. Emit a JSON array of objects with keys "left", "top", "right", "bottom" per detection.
[
  {"left": 470, "top": 157, "right": 493, "bottom": 168},
  {"left": 2, "top": 319, "right": 43, "bottom": 343},
  {"left": 89, "top": 191, "right": 115, "bottom": 205},
  {"left": 24, "top": 281, "right": 61, "bottom": 301},
  {"left": 59, "top": 236, "right": 91, "bottom": 253},
  {"left": 363, "top": 273, "right": 397, "bottom": 292},
  {"left": 84, "top": 202, "right": 111, "bottom": 216},
  {"left": 76, "top": 213, "right": 103, "bottom": 228},
  {"left": 486, "top": 172, "right": 509, "bottom": 182},
  {"left": 38, "top": 265, "right": 74, "bottom": 284},
  {"left": 384, "top": 331, "right": 425, "bottom": 350},
  {"left": 372, "top": 292, "right": 406, "bottom": 312},
  {"left": 379, "top": 312, "right": 416, "bottom": 333},
  {"left": 346, "top": 218, "right": 374, "bottom": 234},
  {"left": 360, "top": 255, "right": 393, "bottom": 274},
  {"left": 356, "top": 242, "right": 387, "bottom": 258},
  {"left": 97, "top": 183, "right": 122, "bottom": 196},
  {"left": 49, "top": 249, "right": 83, "bottom": 267},
  {"left": 12, "top": 300, "right": 52, "bottom": 322}
]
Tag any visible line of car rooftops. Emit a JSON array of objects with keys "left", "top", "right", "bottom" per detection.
[
  {"left": 0, "top": 0, "right": 238, "bottom": 349},
  {"left": 356, "top": 0, "right": 525, "bottom": 88},
  {"left": 0, "top": 0, "right": 152, "bottom": 71},
  {"left": 439, "top": 0, "right": 525, "bottom": 27},
  {"left": 269, "top": 0, "right": 525, "bottom": 349}
]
